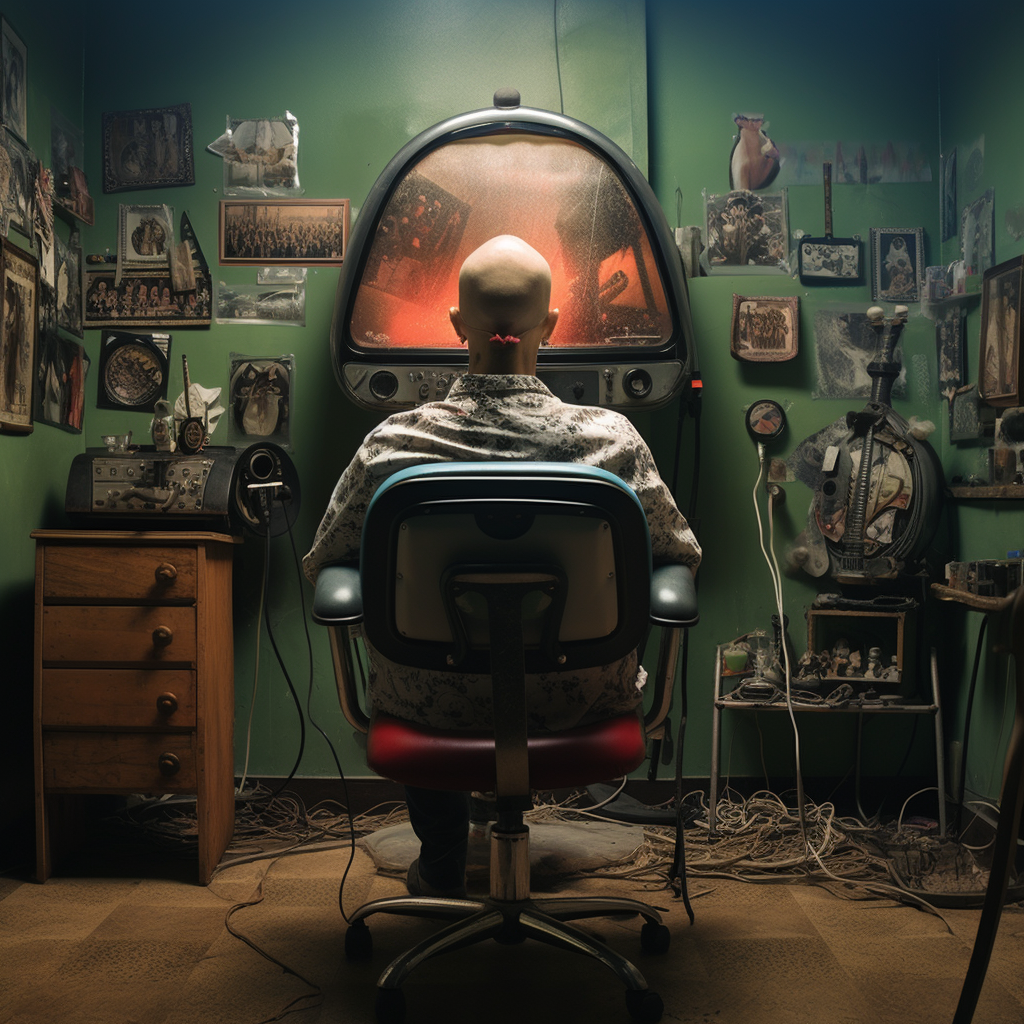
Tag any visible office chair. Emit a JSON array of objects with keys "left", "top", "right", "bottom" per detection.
[
  {"left": 932, "top": 582, "right": 1024, "bottom": 1024},
  {"left": 313, "top": 462, "right": 698, "bottom": 1024}
]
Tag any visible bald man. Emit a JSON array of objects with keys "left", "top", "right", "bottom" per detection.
[{"left": 305, "top": 235, "right": 699, "bottom": 896}]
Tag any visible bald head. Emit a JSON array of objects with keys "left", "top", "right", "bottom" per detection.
[
  {"left": 457, "top": 235, "right": 552, "bottom": 336},
  {"left": 449, "top": 235, "right": 558, "bottom": 374}
]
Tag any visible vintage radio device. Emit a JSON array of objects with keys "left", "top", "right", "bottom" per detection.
[{"left": 65, "top": 441, "right": 300, "bottom": 537}]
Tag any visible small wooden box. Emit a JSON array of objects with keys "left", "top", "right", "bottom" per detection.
[{"left": 805, "top": 607, "right": 916, "bottom": 696}]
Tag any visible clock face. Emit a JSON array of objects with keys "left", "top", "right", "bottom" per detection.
[
  {"left": 103, "top": 341, "right": 164, "bottom": 408},
  {"left": 746, "top": 399, "right": 786, "bottom": 443}
]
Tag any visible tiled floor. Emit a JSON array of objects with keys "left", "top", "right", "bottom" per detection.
[{"left": 2, "top": 824, "right": 1023, "bottom": 1024}]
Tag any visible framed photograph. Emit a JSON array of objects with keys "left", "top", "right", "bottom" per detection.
[
  {"left": 85, "top": 268, "right": 212, "bottom": 329},
  {"left": 961, "top": 188, "right": 995, "bottom": 278},
  {"left": 705, "top": 189, "right": 788, "bottom": 273},
  {"left": 215, "top": 280, "right": 305, "bottom": 326},
  {"left": 34, "top": 330, "right": 88, "bottom": 432},
  {"left": 870, "top": 227, "right": 924, "bottom": 302},
  {"left": 0, "top": 239, "right": 39, "bottom": 433},
  {"left": 936, "top": 304, "right": 966, "bottom": 400},
  {"left": 730, "top": 294, "right": 799, "bottom": 361},
  {"left": 119, "top": 203, "right": 175, "bottom": 275},
  {"left": 54, "top": 233, "right": 83, "bottom": 338},
  {"left": 227, "top": 353, "right": 292, "bottom": 448},
  {"left": 102, "top": 103, "right": 194, "bottom": 193},
  {"left": 0, "top": 130, "right": 36, "bottom": 238},
  {"left": 219, "top": 199, "right": 349, "bottom": 266},
  {"left": 96, "top": 331, "right": 170, "bottom": 412},
  {"left": 978, "top": 255, "right": 1023, "bottom": 408},
  {"left": 1, "top": 18, "right": 26, "bottom": 142}
]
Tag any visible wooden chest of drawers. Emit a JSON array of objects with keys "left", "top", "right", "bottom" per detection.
[{"left": 32, "top": 530, "right": 239, "bottom": 884}]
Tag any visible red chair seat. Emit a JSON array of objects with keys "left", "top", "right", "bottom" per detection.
[{"left": 366, "top": 711, "right": 648, "bottom": 793}]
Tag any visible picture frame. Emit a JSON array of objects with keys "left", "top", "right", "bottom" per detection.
[
  {"left": 730, "top": 294, "right": 799, "bottom": 361},
  {"left": 961, "top": 188, "right": 995, "bottom": 278},
  {"left": 51, "top": 107, "right": 94, "bottom": 226},
  {"left": 0, "top": 129, "right": 37, "bottom": 238},
  {"left": 0, "top": 238, "right": 39, "bottom": 433},
  {"left": 54, "top": 232, "right": 83, "bottom": 338},
  {"left": 96, "top": 331, "right": 170, "bottom": 412},
  {"left": 118, "top": 203, "right": 175, "bottom": 275},
  {"left": 978, "top": 254, "right": 1023, "bottom": 408},
  {"left": 34, "top": 330, "right": 88, "bottom": 433},
  {"left": 219, "top": 199, "right": 349, "bottom": 266},
  {"left": 1, "top": 17, "right": 27, "bottom": 142},
  {"left": 705, "top": 189, "right": 788, "bottom": 273},
  {"left": 84, "top": 268, "right": 212, "bottom": 329},
  {"left": 102, "top": 103, "right": 195, "bottom": 193},
  {"left": 870, "top": 227, "right": 924, "bottom": 302}
]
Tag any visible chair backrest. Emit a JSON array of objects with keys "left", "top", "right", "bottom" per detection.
[{"left": 359, "top": 461, "right": 653, "bottom": 677}]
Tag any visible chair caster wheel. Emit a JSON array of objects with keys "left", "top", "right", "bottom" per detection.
[
  {"left": 626, "top": 989, "right": 663, "bottom": 1023},
  {"left": 345, "top": 920, "right": 373, "bottom": 960},
  {"left": 640, "top": 921, "right": 671, "bottom": 955},
  {"left": 375, "top": 987, "right": 406, "bottom": 1024}
]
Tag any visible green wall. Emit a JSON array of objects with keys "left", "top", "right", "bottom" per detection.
[{"left": 3, "top": 1, "right": 1021, "bottom": 840}]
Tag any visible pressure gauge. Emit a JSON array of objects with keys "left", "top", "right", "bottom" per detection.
[{"left": 745, "top": 399, "right": 787, "bottom": 444}]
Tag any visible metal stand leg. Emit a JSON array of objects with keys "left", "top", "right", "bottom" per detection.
[
  {"left": 930, "top": 648, "right": 947, "bottom": 837},
  {"left": 709, "top": 646, "right": 723, "bottom": 836}
]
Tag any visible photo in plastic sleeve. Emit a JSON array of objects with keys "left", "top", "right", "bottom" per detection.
[
  {"left": 257, "top": 266, "right": 306, "bottom": 285},
  {"left": 215, "top": 281, "right": 305, "bottom": 326},
  {"left": 207, "top": 113, "right": 300, "bottom": 196},
  {"left": 704, "top": 189, "right": 788, "bottom": 273},
  {"left": 228, "top": 354, "right": 292, "bottom": 448},
  {"left": 812, "top": 308, "right": 906, "bottom": 401},
  {"left": 34, "top": 330, "right": 88, "bottom": 432},
  {"left": 96, "top": 331, "right": 170, "bottom": 412},
  {"left": 102, "top": 103, "right": 194, "bottom": 193}
]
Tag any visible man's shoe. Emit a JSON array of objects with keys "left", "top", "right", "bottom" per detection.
[{"left": 406, "top": 858, "right": 467, "bottom": 899}]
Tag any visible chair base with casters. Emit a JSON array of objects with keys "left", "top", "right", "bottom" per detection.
[{"left": 311, "top": 462, "right": 699, "bottom": 1023}]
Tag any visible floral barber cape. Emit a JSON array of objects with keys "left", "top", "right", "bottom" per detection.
[{"left": 304, "top": 374, "right": 701, "bottom": 731}]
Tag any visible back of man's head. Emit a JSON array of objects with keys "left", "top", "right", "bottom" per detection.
[{"left": 458, "top": 235, "right": 551, "bottom": 337}]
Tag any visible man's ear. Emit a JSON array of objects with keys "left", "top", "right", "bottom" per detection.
[
  {"left": 542, "top": 308, "right": 559, "bottom": 343},
  {"left": 449, "top": 306, "right": 467, "bottom": 343}
]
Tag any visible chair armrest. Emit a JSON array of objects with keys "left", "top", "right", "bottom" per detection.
[
  {"left": 312, "top": 563, "right": 363, "bottom": 625},
  {"left": 650, "top": 564, "right": 698, "bottom": 628}
]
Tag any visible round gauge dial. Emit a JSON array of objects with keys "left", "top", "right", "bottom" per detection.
[{"left": 746, "top": 399, "right": 786, "bottom": 444}]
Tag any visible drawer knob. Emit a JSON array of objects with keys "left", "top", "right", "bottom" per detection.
[
  {"left": 156, "top": 693, "right": 179, "bottom": 716},
  {"left": 152, "top": 625, "right": 174, "bottom": 647},
  {"left": 155, "top": 562, "right": 178, "bottom": 584},
  {"left": 157, "top": 752, "right": 181, "bottom": 777}
]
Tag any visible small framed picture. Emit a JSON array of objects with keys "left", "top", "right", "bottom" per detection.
[
  {"left": 54, "top": 233, "right": 83, "bottom": 338},
  {"left": 1, "top": 18, "right": 27, "bottom": 142},
  {"left": 0, "top": 130, "right": 37, "bottom": 238},
  {"left": 0, "top": 238, "right": 39, "bottom": 433},
  {"left": 34, "top": 331, "right": 88, "bottom": 433},
  {"left": 978, "top": 254, "right": 1023, "bottom": 408},
  {"left": 219, "top": 199, "right": 350, "bottom": 266},
  {"left": 871, "top": 227, "right": 924, "bottom": 302},
  {"left": 102, "top": 103, "right": 195, "bottom": 193},
  {"left": 730, "top": 294, "right": 799, "bottom": 361},
  {"left": 118, "top": 203, "right": 175, "bottom": 275}
]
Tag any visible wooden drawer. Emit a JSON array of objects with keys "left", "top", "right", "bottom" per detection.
[
  {"left": 41, "top": 606, "right": 196, "bottom": 664},
  {"left": 41, "top": 732, "right": 197, "bottom": 792},
  {"left": 41, "top": 668, "right": 196, "bottom": 728},
  {"left": 41, "top": 545, "right": 198, "bottom": 603}
]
